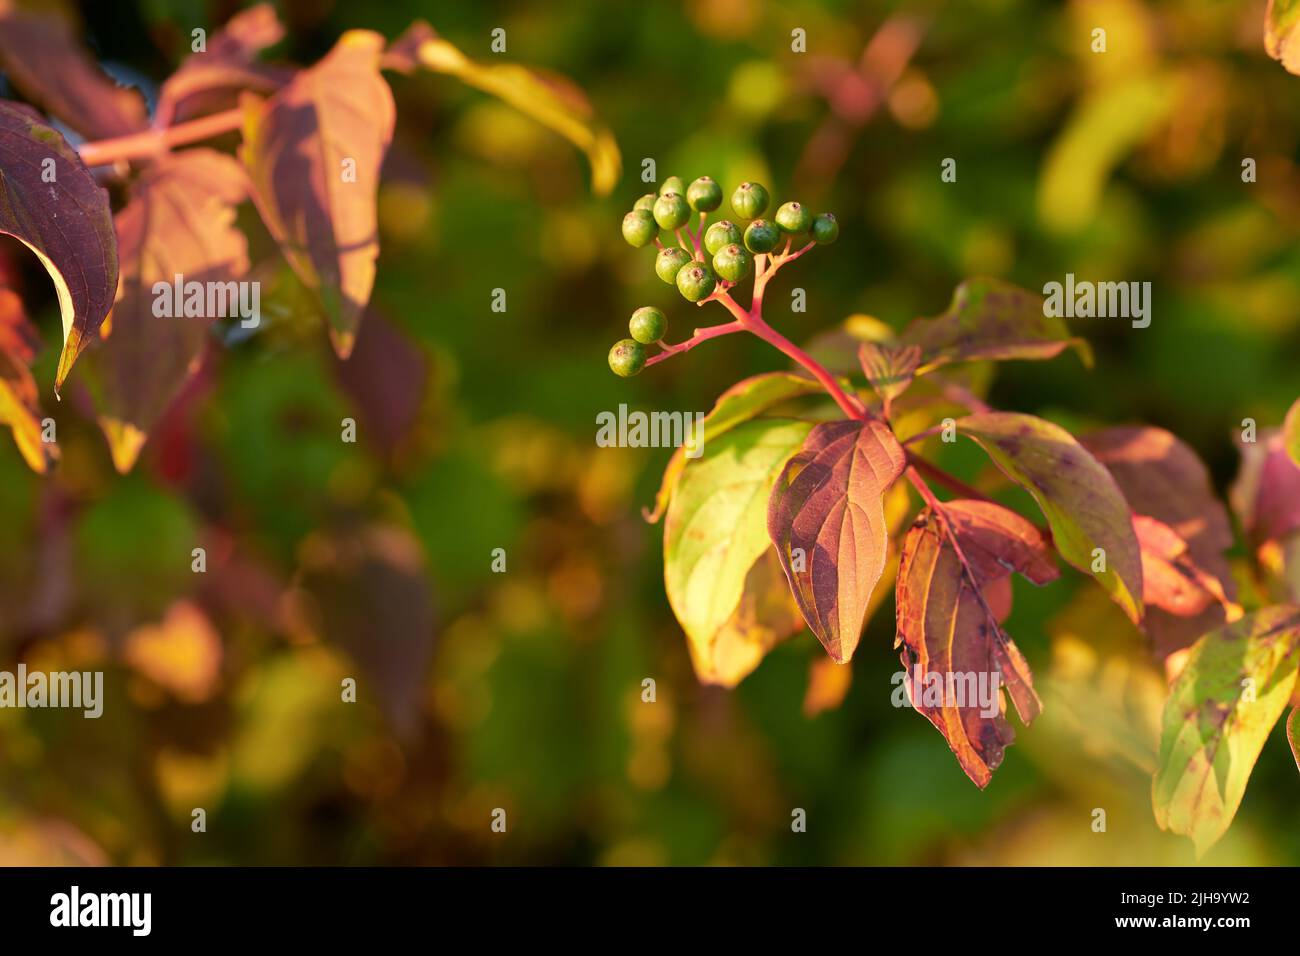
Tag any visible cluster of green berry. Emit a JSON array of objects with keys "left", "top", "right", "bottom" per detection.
[{"left": 611, "top": 176, "right": 838, "bottom": 377}]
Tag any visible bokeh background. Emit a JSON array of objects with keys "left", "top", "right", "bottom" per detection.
[{"left": 1, "top": 0, "right": 1298, "bottom": 865}]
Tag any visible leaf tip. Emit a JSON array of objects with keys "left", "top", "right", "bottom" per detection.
[{"left": 99, "top": 417, "right": 148, "bottom": 474}]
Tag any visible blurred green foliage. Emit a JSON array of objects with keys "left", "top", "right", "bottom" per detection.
[{"left": 0, "top": 0, "right": 1298, "bottom": 866}]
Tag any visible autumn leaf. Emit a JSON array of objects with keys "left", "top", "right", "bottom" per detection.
[
  {"left": 858, "top": 341, "right": 920, "bottom": 414},
  {"left": 1152, "top": 605, "right": 1300, "bottom": 856},
  {"left": 803, "top": 654, "right": 853, "bottom": 717},
  {"left": 665, "top": 418, "right": 812, "bottom": 686},
  {"left": 86, "top": 149, "right": 249, "bottom": 473},
  {"left": 1266, "top": 0, "right": 1300, "bottom": 75},
  {"left": 768, "top": 418, "right": 906, "bottom": 662},
  {"left": 156, "top": 3, "right": 292, "bottom": 126},
  {"left": 645, "top": 371, "right": 822, "bottom": 523},
  {"left": 697, "top": 547, "right": 808, "bottom": 687},
  {"left": 959, "top": 411, "right": 1144, "bottom": 625},
  {"left": 1289, "top": 706, "right": 1300, "bottom": 773},
  {"left": 900, "top": 277, "right": 1092, "bottom": 375},
  {"left": 239, "top": 30, "right": 395, "bottom": 358},
  {"left": 0, "top": 101, "right": 118, "bottom": 391},
  {"left": 1284, "top": 397, "right": 1300, "bottom": 467},
  {"left": 0, "top": 281, "right": 54, "bottom": 471},
  {"left": 383, "top": 20, "right": 621, "bottom": 196},
  {"left": 124, "top": 600, "right": 224, "bottom": 703},
  {"left": 895, "top": 500, "right": 1058, "bottom": 787},
  {"left": 1084, "top": 426, "right": 1238, "bottom": 655},
  {"left": 0, "top": 0, "right": 146, "bottom": 140},
  {"left": 1230, "top": 427, "right": 1300, "bottom": 547}
]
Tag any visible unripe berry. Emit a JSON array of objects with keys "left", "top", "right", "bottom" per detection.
[
  {"left": 704, "top": 220, "right": 742, "bottom": 256},
  {"left": 655, "top": 247, "right": 692, "bottom": 284},
  {"left": 775, "top": 201, "right": 813, "bottom": 234},
  {"left": 622, "top": 209, "right": 658, "bottom": 248},
  {"left": 608, "top": 339, "right": 646, "bottom": 377},
  {"left": 633, "top": 193, "right": 657, "bottom": 212},
  {"left": 659, "top": 176, "right": 685, "bottom": 197},
  {"left": 686, "top": 176, "right": 723, "bottom": 212},
  {"left": 811, "top": 212, "right": 839, "bottom": 244},
  {"left": 653, "top": 192, "right": 691, "bottom": 230},
  {"left": 743, "top": 218, "right": 780, "bottom": 254},
  {"left": 712, "top": 243, "right": 752, "bottom": 283},
  {"left": 629, "top": 306, "right": 667, "bottom": 344},
  {"left": 731, "top": 181, "right": 770, "bottom": 219},
  {"left": 676, "top": 262, "right": 717, "bottom": 302}
]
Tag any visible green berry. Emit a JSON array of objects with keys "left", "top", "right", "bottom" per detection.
[
  {"left": 609, "top": 339, "right": 646, "bottom": 377},
  {"left": 731, "top": 181, "right": 769, "bottom": 219},
  {"left": 743, "top": 218, "right": 781, "bottom": 254},
  {"left": 655, "top": 247, "right": 692, "bottom": 284},
  {"left": 811, "top": 212, "right": 839, "bottom": 244},
  {"left": 775, "top": 201, "right": 813, "bottom": 234},
  {"left": 653, "top": 192, "right": 691, "bottom": 230},
  {"left": 712, "top": 243, "right": 752, "bottom": 283},
  {"left": 686, "top": 176, "right": 722, "bottom": 212},
  {"left": 704, "top": 220, "right": 742, "bottom": 255},
  {"left": 633, "top": 193, "right": 657, "bottom": 212},
  {"left": 659, "top": 176, "right": 685, "bottom": 197},
  {"left": 622, "top": 209, "right": 658, "bottom": 248},
  {"left": 629, "top": 306, "right": 667, "bottom": 344},
  {"left": 676, "top": 262, "right": 717, "bottom": 302}
]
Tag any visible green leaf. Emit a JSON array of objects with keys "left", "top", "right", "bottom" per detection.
[
  {"left": 664, "top": 418, "right": 812, "bottom": 685},
  {"left": 902, "top": 277, "right": 1092, "bottom": 374},
  {"left": 958, "top": 411, "right": 1144, "bottom": 624},
  {"left": 383, "top": 21, "right": 621, "bottom": 196},
  {"left": 1266, "top": 0, "right": 1300, "bottom": 75},
  {"left": 1153, "top": 606, "right": 1300, "bottom": 856},
  {"left": 1284, "top": 397, "right": 1300, "bottom": 468},
  {"left": 645, "top": 371, "right": 821, "bottom": 522}
]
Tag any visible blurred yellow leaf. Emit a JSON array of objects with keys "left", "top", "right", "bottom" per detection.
[
  {"left": 385, "top": 21, "right": 621, "bottom": 195},
  {"left": 1266, "top": 0, "right": 1300, "bottom": 75},
  {"left": 125, "top": 600, "right": 223, "bottom": 703}
]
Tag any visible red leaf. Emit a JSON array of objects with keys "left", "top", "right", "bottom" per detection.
[
  {"left": 0, "top": 280, "right": 54, "bottom": 471},
  {"left": 767, "top": 418, "right": 906, "bottom": 662},
  {"left": 156, "top": 3, "right": 292, "bottom": 126},
  {"left": 239, "top": 31, "right": 395, "bottom": 358},
  {"left": 1084, "top": 426, "right": 1239, "bottom": 655},
  {"left": 895, "top": 500, "right": 1059, "bottom": 787},
  {"left": 0, "top": 101, "right": 118, "bottom": 390},
  {"left": 0, "top": 2, "right": 147, "bottom": 140}
]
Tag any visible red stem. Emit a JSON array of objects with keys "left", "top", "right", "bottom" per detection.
[
  {"left": 78, "top": 107, "right": 244, "bottom": 166},
  {"left": 645, "top": 320, "right": 744, "bottom": 367}
]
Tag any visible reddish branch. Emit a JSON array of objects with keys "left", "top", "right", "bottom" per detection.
[{"left": 77, "top": 106, "right": 244, "bottom": 166}]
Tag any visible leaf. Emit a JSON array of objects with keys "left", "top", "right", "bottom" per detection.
[
  {"left": 0, "top": 0, "right": 147, "bottom": 139},
  {"left": 0, "top": 101, "right": 118, "bottom": 390},
  {"left": 1133, "top": 515, "right": 1235, "bottom": 621},
  {"left": 1152, "top": 605, "right": 1300, "bottom": 856},
  {"left": 383, "top": 21, "right": 621, "bottom": 196},
  {"left": 644, "top": 371, "right": 822, "bottom": 523},
  {"left": 156, "top": 3, "right": 291, "bottom": 125},
  {"left": 767, "top": 418, "right": 907, "bottom": 662},
  {"left": 895, "top": 500, "right": 1059, "bottom": 787},
  {"left": 0, "top": 282, "right": 54, "bottom": 471},
  {"left": 803, "top": 654, "right": 853, "bottom": 717},
  {"left": 900, "top": 277, "right": 1092, "bottom": 374},
  {"left": 958, "top": 411, "right": 1144, "bottom": 625},
  {"left": 1266, "top": 0, "right": 1300, "bottom": 75},
  {"left": 665, "top": 418, "right": 813, "bottom": 685},
  {"left": 858, "top": 341, "right": 920, "bottom": 414},
  {"left": 1084, "top": 426, "right": 1238, "bottom": 655},
  {"left": 695, "top": 547, "right": 808, "bottom": 687},
  {"left": 1288, "top": 706, "right": 1300, "bottom": 774},
  {"left": 1284, "top": 397, "right": 1300, "bottom": 468},
  {"left": 1230, "top": 427, "right": 1300, "bottom": 547},
  {"left": 124, "top": 600, "right": 223, "bottom": 703},
  {"left": 85, "top": 149, "right": 249, "bottom": 473},
  {"left": 239, "top": 30, "right": 395, "bottom": 358}
]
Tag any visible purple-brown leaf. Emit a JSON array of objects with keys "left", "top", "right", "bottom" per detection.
[
  {"left": 0, "top": 101, "right": 117, "bottom": 390},
  {"left": 0, "top": 1, "right": 147, "bottom": 140},
  {"left": 895, "top": 500, "right": 1059, "bottom": 787},
  {"left": 86, "top": 149, "right": 249, "bottom": 473},
  {"left": 767, "top": 418, "right": 906, "bottom": 662},
  {"left": 239, "top": 30, "right": 395, "bottom": 358}
]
